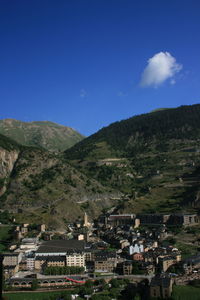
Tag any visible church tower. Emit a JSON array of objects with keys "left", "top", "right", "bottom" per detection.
[{"left": 83, "top": 212, "right": 89, "bottom": 227}]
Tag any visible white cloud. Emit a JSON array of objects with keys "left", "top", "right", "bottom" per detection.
[
  {"left": 117, "top": 91, "right": 128, "bottom": 97},
  {"left": 80, "top": 89, "right": 87, "bottom": 98},
  {"left": 140, "top": 52, "right": 182, "bottom": 87}
]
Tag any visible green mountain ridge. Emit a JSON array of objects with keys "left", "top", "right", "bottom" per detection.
[
  {"left": 65, "top": 104, "right": 200, "bottom": 160},
  {"left": 0, "top": 118, "right": 84, "bottom": 152},
  {"left": 65, "top": 104, "right": 200, "bottom": 214},
  {"left": 1, "top": 104, "right": 200, "bottom": 228},
  {"left": 150, "top": 107, "right": 173, "bottom": 113},
  {"left": 0, "top": 133, "right": 119, "bottom": 228}
]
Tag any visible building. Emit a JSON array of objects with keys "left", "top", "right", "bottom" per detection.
[
  {"left": 168, "top": 214, "right": 199, "bottom": 226},
  {"left": 134, "top": 218, "right": 140, "bottom": 228},
  {"left": 66, "top": 251, "right": 85, "bottom": 267},
  {"left": 138, "top": 214, "right": 170, "bottom": 225},
  {"left": 26, "top": 253, "right": 35, "bottom": 270},
  {"left": 20, "top": 238, "right": 38, "bottom": 251},
  {"left": 3, "top": 265, "right": 19, "bottom": 279},
  {"left": 36, "top": 240, "right": 85, "bottom": 256},
  {"left": 107, "top": 214, "right": 136, "bottom": 226},
  {"left": 150, "top": 276, "right": 173, "bottom": 299},
  {"left": 83, "top": 212, "right": 90, "bottom": 227},
  {"left": 3, "top": 252, "right": 22, "bottom": 266},
  {"left": 158, "top": 256, "right": 177, "bottom": 272},
  {"left": 35, "top": 255, "right": 66, "bottom": 270},
  {"left": 119, "top": 239, "right": 130, "bottom": 249},
  {"left": 129, "top": 244, "right": 144, "bottom": 255},
  {"left": 94, "top": 258, "right": 117, "bottom": 273},
  {"left": 132, "top": 253, "right": 144, "bottom": 261},
  {"left": 3, "top": 253, "right": 22, "bottom": 279},
  {"left": 38, "top": 224, "right": 46, "bottom": 232},
  {"left": 139, "top": 262, "right": 155, "bottom": 275},
  {"left": 35, "top": 240, "right": 86, "bottom": 270},
  {"left": 94, "top": 251, "right": 117, "bottom": 273},
  {"left": 122, "top": 261, "right": 133, "bottom": 275},
  {"left": 138, "top": 213, "right": 199, "bottom": 226},
  {"left": 73, "top": 233, "right": 85, "bottom": 241}
]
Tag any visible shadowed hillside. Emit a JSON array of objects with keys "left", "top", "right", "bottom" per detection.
[
  {"left": 65, "top": 104, "right": 200, "bottom": 214},
  {"left": 65, "top": 104, "right": 200, "bottom": 160}
]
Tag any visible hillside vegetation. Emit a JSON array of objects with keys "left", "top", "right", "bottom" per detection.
[
  {"left": 0, "top": 134, "right": 119, "bottom": 228},
  {"left": 0, "top": 133, "right": 22, "bottom": 152},
  {"left": 1, "top": 104, "right": 200, "bottom": 227},
  {"left": 65, "top": 104, "right": 200, "bottom": 160},
  {"left": 0, "top": 119, "right": 84, "bottom": 152},
  {"left": 65, "top": 104, "right": 200, "bottom": 214}
]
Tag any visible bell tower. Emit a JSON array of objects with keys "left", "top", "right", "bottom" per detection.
[{"left": 83, "top": 212, "right": 88, "bottom": 227}]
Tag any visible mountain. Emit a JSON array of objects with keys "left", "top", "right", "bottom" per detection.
[
  {"left": 1, "top": 104, "right": 200, "bottom": 228},
  {"left": 65, "top": 104, "right": 200, "bottom": 214},
  {"left": 65, "top": 104, "right": 200, "bottom": 160},
  {"left": 0, "top": 133, "right": 119, "bottom": 228},
  {"left": 0, "top": 119, "right": 84, "bottom": 152}
]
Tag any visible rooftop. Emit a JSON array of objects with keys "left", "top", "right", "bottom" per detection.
[
  {"left": 35, "top": 255, "right": 66, "bottom": 262},
  {"left": 36, "top": 240, "right": 85, "bottom": 254},
  {"left": 150, "top": 276, "right": 171, "bottom": 288}
]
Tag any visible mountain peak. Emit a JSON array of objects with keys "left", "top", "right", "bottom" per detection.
[{"left": 0, "top": 119, "right": 84, "bottom": 152}]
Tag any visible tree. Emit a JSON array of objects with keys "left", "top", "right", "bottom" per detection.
[
  {"left": 98, "top": 278, "right": 106, "bottom": 287},
  {"left": 121, "top": 283, "right": 137, "bottom": 300},
  {"left": 134, "top": 293, "right": 141, "bottom": 300},
  {"left": 78, "top": 286, "right": 93, "bottom": 297},
  {"left": 110, "top": 278, "right": 120, "bottom": 288},
  {"left": 91, "top": 295, "right": 111, "bottom": 300},
  {"left": 109, "top": 288, "right": 120, "bottom": 298},
  {"left": 31, "top": 279, "right": 38, "bottom": 290}
]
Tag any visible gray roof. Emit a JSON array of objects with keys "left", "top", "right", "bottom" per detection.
[
  {"left": 36, "top": 240, "right": 85, "bottom": 254},
  {"left": 150, "top": 276, "right": 171, "bottom": 288},
  {"left": 35, "top": 255, "right": 66, "bottom": 262}
]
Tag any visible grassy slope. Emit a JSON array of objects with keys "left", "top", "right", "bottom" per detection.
[
  {"left": 4, "top": 291, "right": 71, "bottom": 300},
  {"left": 0, "top": 225, "right": 13, "bottom": 252},
  {"left": 64, "top": 104, "right": 200, "bottom": 214},
  {"left": 0, "top": 119, "right": 84, "bottom": 152},
  {"left": 172, "top": 285, "right": 200, "bottom": 300}
]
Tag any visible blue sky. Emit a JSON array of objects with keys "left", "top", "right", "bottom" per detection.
[{"left": 0, "top": 0, "right": 200, "bottom": 136}]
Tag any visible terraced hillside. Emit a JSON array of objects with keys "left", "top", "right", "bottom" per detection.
[{"left": 65, "top": 104, "right": 200, "bottom": 214}]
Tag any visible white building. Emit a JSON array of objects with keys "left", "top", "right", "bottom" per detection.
[
  {"left": 26, "top": 256, "right": 35, "bottom": 270},
  {"left": 66, "top": 251, "right": 85, "bottom": 267},
  {"left": 129, "top": 244, "right": 144, "bottom": 255},
  {"left": 20, "top": 238, "right": 39, "bottom": 252}
]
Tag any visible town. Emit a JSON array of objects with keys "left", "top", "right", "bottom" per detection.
[{"left": 1, "top": 211, "right": 200, "bottom": 299}]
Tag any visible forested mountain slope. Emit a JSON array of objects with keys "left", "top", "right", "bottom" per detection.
[
  {"left": 1, "top": 104, "right": 200, "bottom": 228},
  {"left": 65, "top": 104, "right": 200, "bottom": 160},
  {"left": 65, "top": 104, "right": 200, "bottom": 214}
]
